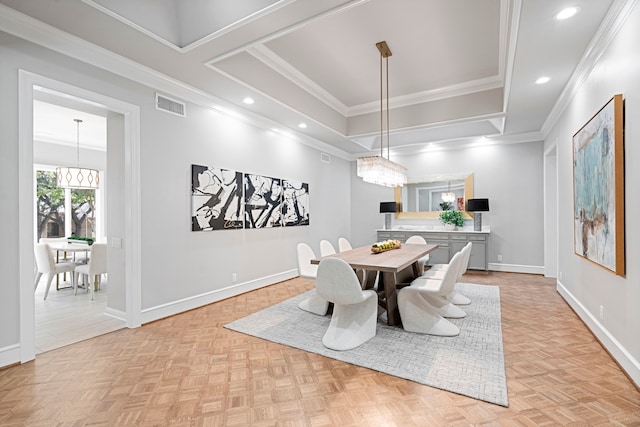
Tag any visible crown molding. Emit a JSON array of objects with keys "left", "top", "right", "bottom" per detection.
[
  {"left": 0, "top": 4, "right": 353, "bottom": 161},
  {"left": 541, "top": 0, "right": 639, "bottom": 136},
  {"left": 82, "top": 0, "right": 296, "bottom": 53},
  {"left": 245, "top": 44, "right": 349, "bottom": 115}
]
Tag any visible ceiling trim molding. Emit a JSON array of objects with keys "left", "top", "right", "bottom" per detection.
[
  {"left": 82, "top": 0, "right": 297, "bottom": 53},
  {"left": 347, "top": 76, "right": 504, "bottom": 117},
  {"left": 245, "top": 44, "right": 349, "bottom": 115},
  {"left": 348, "top": 112, "right": 506, "bottom": 139},
  {"left": 0, "top": 4, "right": 352, "bottom": 161},
  {"left": 500, "top": 0, "right": 522, "bottom": 134},
  {"left": 349, "top": 129, "right": 545, "bottom": 159},
  {"left": 205, "top": 0, "right": 369, "bottom": 65},
  {"left": 540, "top": 0, "right": 639, "bottom": 136}
]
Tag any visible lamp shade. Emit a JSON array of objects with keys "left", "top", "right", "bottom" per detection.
[
  {"left": 467, "top": 198, "right": 490, "bottom": 212},
  {"left": 379, "top": 202, "right": 397, "bottom": 213}
]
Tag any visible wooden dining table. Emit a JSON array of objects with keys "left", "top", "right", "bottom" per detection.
[{"left": 311, "top": 243, "right": 438, "bottom": 326}]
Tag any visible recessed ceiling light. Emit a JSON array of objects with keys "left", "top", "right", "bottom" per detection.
[
  {"left": 536, "top": 76, "right": 551, "bottom": 85},
  {"left": 555, "top": 6, "right": 580, "bottom": 20},
  {"left": 242, "top": 97, "right": 254, "bottom": 105},
  {"left": 298, "top": 122, "right": 307, "bottom": 129}
]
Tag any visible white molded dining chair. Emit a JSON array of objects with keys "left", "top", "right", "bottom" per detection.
[
  {"left": 405, "top": 235, "right": 430, "bottom": 274},
  {"left": 296, "top": 243, "right": 329, "bottom": 316},
  {"left": 422, "top": 242, "right": 473, "bottom": 305},
  {"left": 34, "top": 243, "right": 77, "bottom": 300},
  {"left": 337, "top": 237, "right": 353, "bottom": 253},
  {"left": 74, "top": 243, "right": 107, "bottom": 300},
  {"left": 316, "top": 257, "right": 378, "bottom": 350},
  {"left": 398, "top": 251, "right": 465, "bottom": 336},
  {"left": 319, "top": 239, "right": 337, "bottom": 257}
]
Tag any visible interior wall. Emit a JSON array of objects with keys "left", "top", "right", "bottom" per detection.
[
  {"left": 544, "top": 2, "right": 640, "bottom": 384},
  {"left": 350, "top": 142, "right": 545, "bottom": 272},
  {"left": 0, "top": 31, "right": 351, "bottom": 365}
]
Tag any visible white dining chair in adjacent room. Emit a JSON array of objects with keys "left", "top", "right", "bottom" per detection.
[
  {"left": 319, "top": 239, "right": 337, "bottom": 257},
  {"left": 316, "top": 257, "right": 378, "bottom": 350},
  {"left": 405, "top": 235, "right": 430, "bottom": 274},
  {"left": 34, "top": 243, "right": 77, "bottom": 300},
  {"left": 73, "top": 243, "right": 107, "bottom": 301},
  {"left": 337, "top": 237, "right": 353, "bottom": 253},
  {"left": 398, "top": 251, "right": 466, "bottom": 336},
  {"left": 296, "top": 242, "right": 329, "bottom": 316}
]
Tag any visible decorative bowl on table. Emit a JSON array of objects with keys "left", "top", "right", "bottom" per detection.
[{"left": 371, "top": 239, "right": 401, "bottom": 253}]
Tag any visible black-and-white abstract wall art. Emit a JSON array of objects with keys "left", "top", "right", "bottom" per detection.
[
  {"left": 244, "top": 174, "right": 283, "bottom": 228},
  {"left": 282, "top": 180, "right": 309, "bottom": 226},
  {"left": 191, "top": 164, "right": 243, "bottom": 231}
]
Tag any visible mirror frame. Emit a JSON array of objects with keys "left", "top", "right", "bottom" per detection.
[{"left": 394, "top": 173, "right": 474, "bottom": 219}]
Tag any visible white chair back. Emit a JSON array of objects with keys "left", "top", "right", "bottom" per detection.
[
  {"left": 296, "top": 243, "right": 318, "bottom": 279},
  {"left": 319, "top": 240, "right": 337, "bottom": 257},
  {"left": 337, "top": 237, "right": 353, "bottom": 252},
  {"left": 440, "top": 251, "right": 463, "bottom": 294},
  {"left": 316, "top": 258, "right": 366, "bottom": 305},
  {"left": 405, "top": 235, "right": 427, "bottom": 245},
  {"left": 34, "top": 243, "right": 55, "bottom": 274},
  {"left": 457, "top": 242, "right": 473, "bottom": 279},
  {"left": 87, "top": 243, "right": 108, "bottom": 276}
]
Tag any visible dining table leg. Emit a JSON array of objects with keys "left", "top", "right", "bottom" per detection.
[{"left": 380, "top": 271, "right": 401, "bottom": 326}]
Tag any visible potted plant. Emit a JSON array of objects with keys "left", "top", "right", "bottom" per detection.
[{"left": 439, "top": 210, "right": 464, "bottom": 231}]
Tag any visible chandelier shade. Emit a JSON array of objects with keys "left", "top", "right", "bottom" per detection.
[
  {"left": 357, "top": 156, "right": 407, "bottom": 187},
  {"left": 441, "top": 192, "right": 456, "bottom": 203},
  {"left": 55, "top": 166, "right": 100, "bottom": 189},
  {"left": 56, "top": 118, "right": 100, "bottom": 190},
  {"left": 356, "top": 40, "right": 407, "bottom": 188}
]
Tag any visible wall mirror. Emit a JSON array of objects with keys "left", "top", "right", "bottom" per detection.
[{"left": 394, "top": 173, "right": 474, "bottom": 219}]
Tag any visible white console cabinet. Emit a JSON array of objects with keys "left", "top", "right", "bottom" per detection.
[{"left": 377, "top": 229, "right": 489, "bottom": 272}]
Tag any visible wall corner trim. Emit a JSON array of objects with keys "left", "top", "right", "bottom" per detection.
[{"left": 557, "top": 280, "right": 640, "bottom": 388}]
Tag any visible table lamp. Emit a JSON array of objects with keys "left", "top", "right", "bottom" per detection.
[
  {"left": 379, "top": 202, "right": 397, "bottom": 230},
  {"left": 467, "top": 198, "right": 489, "bottom": 231}
]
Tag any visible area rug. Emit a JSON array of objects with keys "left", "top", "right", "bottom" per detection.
[{"left": 225, "top": 282, "right": 508, "bottom": 407}]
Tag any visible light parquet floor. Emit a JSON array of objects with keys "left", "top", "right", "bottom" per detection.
[
  {"left": 34, "top": 276, "right": 126, "bottom": 353},
  {"left": 1, "top": 272, "right": 639, "bottom": 426}
]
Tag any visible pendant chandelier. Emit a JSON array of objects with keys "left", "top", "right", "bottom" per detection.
[
  {"left": 357, "top": 41, "right": 407, "bottom": 188},
  {"left": 56, "top": 119, "right": 100, "bottom": 189},
  {"left": 442, "top": 181, "right": 456, "bottom": 203}
]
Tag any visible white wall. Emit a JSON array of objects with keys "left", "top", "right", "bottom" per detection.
[
  {"left": 544, "top": 2, "right": 640, "bottom": 385},
  {"left": 0, "top": 31, "right": 351, "bottom": 365},
  {"left": 350, "top": 142, "right": 545, "bottom": 273}
]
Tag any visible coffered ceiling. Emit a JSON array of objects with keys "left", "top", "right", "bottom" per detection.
[{"left": 0, "top": 0, "right": 619, "bottom": 156}]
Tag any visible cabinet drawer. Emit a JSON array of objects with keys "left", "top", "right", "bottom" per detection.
[
  {"left": 450, "top": 234, "right": 468, "bottom": 241},
  {"left": 377, "top": 232, "right": 392, "bottom": 240},
  {"left": 468, "top": 234, "right": 487, "bottom": 241},
  {"left": 422, "top": 233, "right": 449, "bottom": 242}
]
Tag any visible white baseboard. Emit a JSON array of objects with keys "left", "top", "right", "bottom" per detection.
[
  {"left": 140, "top": 269, "right": 299, "bottom": 324},
  {"left": 488, "top": 262, "right": 544, "bottom": 275},
  {"left": 104, "top": 306, "right": 127, "bottom": 322},
  {"left": 557, "top": 280, "right": 640, "bottom": 388},
  {"left": 0, "top": 344, "right": 21, "bottom": 368}
]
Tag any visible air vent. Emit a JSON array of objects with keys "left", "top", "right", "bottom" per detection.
[
  {"left": 155, "top": 93, "right": 186, "bottom": 117},
  {"left": 320, "top": 152, "right": 331, "bottom": 164}
]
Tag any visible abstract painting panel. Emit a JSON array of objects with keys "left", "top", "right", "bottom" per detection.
[
  {"left": 572, "top": 94, "right": 625, "bottom": 275},
  {"left": 244, "top": 174, "right": 282, "bottom": 228},
  {"left": 191, "top": 164, "right": 243, "bottom": 231},
  {"left": 282, "top": 180, "right": 310, "bottom": 226}
]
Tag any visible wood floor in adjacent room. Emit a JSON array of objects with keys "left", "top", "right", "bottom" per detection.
[{"left": 1, "top": 272, "right": 639, "bottom": 426}]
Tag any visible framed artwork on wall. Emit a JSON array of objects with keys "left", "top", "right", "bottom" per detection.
[
  {"left": 191, "top": 164, "right": 243, "bottom": 231},
  {"left": 572, "top": 94, "right": 625, "bottom": 276},
  {"left": 282, "top": 180, "right": 310, "bottom": 226},
  {"left": 244, "top": 173, "right": 283, "bottom": 228}
]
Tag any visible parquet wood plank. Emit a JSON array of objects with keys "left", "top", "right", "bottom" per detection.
[{"left": 1, "top": 273, "right": 640, "bottom": 425}]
